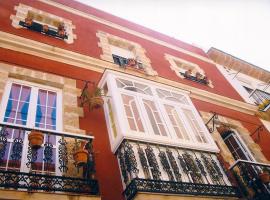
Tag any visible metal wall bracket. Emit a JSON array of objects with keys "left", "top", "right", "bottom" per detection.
[{"left": 205, "top": 112, "right": 219, "bottom": 133}]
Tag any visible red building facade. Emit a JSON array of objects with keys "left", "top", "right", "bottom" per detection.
[{"left": 0, "top": 1, "right": 269, "bottom": 200}]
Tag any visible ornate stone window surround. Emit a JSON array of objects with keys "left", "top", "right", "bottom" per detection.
[
  {"left": 10, "top": 3, "right": 76, "bottom": 44},
  {"left": 96, "top": 31, "right": 158, "bottom": 76},
  {"left": 165, "top": 54, "right": 213, "bottom": 88}
]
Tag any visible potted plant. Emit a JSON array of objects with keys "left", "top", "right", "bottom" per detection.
[
  {"left": 25, "top": 17, "right": 33, "bottom": 27},
  {"left": 28, "top": 130, "right": 44, "bottom": 149},
  {"left": 259, "top": 169, "right": 270, "bottom": 184},
  {"left": 88, "top": 86, "right": 104, "bottom": 110},
  {"left": 73, "top": 141, "right": 88, "bottom": 167},
  {"left": 127, "top": 58, "right": 137, "bottom": 67},
  {"left": 58, "top": 23, "right": 66, "bottom": 38},
  {"left": 184, "top": 69, "right": 192, "bottom": 78},
  {"left": 42, "top": 24, "right": 49, "bottom": 33}
]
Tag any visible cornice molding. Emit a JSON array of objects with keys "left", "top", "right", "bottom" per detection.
[
  {"left": 38, "top": 0, "right": 214, "bottom": 64},
  {"left": 0, "top": 31, "right": 257, "bottom": 115}
]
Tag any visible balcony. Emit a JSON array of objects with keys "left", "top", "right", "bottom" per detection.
[
  {"left": 180, "top": 72, "right": 209, "bottom": 85},
  {"left": 117, "top": 140, "right": 239, "bottom": 200},
  {"left": 0, "top": 122, "right": 99, "bottom": 195},
  {"left": 19, "top": 21, "right": 68, "bottom": 40},
  {"left": 230, "top": 160, "right": 270, "bottom": 200},
  {"left": 112, "top": 55, "right": 144, "bottom": 72}
]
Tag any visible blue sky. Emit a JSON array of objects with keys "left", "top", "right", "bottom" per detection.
[{"left": 77, "top": 0, "right": 270, "bottom": 71}]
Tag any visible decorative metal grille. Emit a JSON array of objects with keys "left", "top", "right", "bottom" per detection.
[
  {"left": 0, "top": 123, "right": 98, "bottom": 195},
  {"left": 159, "top": 150, "right": 174, "bottom": 181},
  {"left": 124, "top": 178, "right": 240, "bottom": 200},
  {"left": 145, "top": 145, "right": 161, "bottom": 180}
]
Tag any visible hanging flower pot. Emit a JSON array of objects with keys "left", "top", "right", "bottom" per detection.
[
  {"left": 73, "top": 148, "right": 88, "bottom": 167},
  {"left": 88, "top": 86, "right": 104, "bottom": 110},
  {"left": 259, "top": 171, "right": 270, "bottom": 184},
  {"left": 28, "top": 130, "right": 44, "bottom": 149}
]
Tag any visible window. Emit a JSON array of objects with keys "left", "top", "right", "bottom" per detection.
[
  {"left": 11, "top": 4, "right": 76, "bottom": 44},
  {"left": 101, "top": 72, "right": 213, "bottom": 149},
  {"left": 165, "top": 54, "right": 212, "bottom": 87},
  {"left": 223, "top": 131, "right": 254, "bottom": 161},
  {"left": 0, "top": 80, "right": 61, "bottom": 173}
]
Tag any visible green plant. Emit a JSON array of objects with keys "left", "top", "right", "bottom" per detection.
[{"left": 80, "top": 84, "right": 104, "bottom": 111}]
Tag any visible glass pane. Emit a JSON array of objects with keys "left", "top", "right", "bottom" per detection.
[
  {"left": 143, "top": 99, "right": 167, "bottom": 136},
  {"left": 4, "top": 84, "right": 31, "bottom": 125},
  {"left": 35, "top": 89, "right": 57, "bottom": 130},
  {"left": 121, "top": 94, "right": 144, "bottom": 132},
  {"left": 182, "top": 109, "right": 207, "bottom": 143}
]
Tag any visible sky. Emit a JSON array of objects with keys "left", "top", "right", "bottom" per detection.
[{"left": 76, "top": 0, "right": 270, "bottom": 71}]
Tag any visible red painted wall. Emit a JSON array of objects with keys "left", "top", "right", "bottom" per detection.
[{"left": 0, "top": 0, "right": 244, "bottom": 101}]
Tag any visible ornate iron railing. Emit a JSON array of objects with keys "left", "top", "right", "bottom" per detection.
[
  {"left": 117, "top": 140, "right": 239, "bottom": 199},
  {"left": 230, "top": 160, "right": 270, "bottom": 200},
  {"left": 112, "top": 54, "right": 144, "bottom": 70},
  {"left": 124, "top": 178, "right": 240, "bottom": 200},
  {"left": 180, "top": 72, "right": 209, "bottom": 85},
  {"left": 0, "top": 122, "right": 98, "bottom": 195},
  {"left": 19, "top": 21, "right": 68, "bottom": 40}
]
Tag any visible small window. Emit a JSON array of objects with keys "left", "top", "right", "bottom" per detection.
[
  {"left": 11, "top": 4, "right": 76, "bottom": 43},
  {"left": 223, "top": 131, "right": 254, "bottom": 161}
]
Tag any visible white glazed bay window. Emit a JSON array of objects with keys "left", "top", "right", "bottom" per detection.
[
  {"left": 100, "top": 71, "right": 218, "bottom": 153},
  {"left": 0, "top": 79, "right": 62, "bottom": 174}
]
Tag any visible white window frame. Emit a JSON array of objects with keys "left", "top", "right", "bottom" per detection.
[
  {"left": 0, "top": 78, "right": 63, "bottom": 175},
  {"left": 99, "top": 70, "right": 218, "bottom": 153}
]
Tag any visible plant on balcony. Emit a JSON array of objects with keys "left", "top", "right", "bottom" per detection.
[
  {"left": 259, "top": 168, "right": 270, "bottom": 184},
  {"left": 58, "top": 23, "right": 66, "bottom": 38},
  {"left": 28, "top": 130, "right": 44, "bottom": 149},
  {"left": 25, "top": 17, "right": 33, "bottom": 27},
  {"left": 73, "top": 141, "right": 88, "bottom": 167}
]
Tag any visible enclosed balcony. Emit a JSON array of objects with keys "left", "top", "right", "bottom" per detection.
[
  {"left": 230, "top": 160, "right": 270, "bottom": 200},
  {"left": 118, "top": 140, "right": 239, "bottom": 200},
  {"left": 0, "top": 122, "right": 99, "bottom": 195}
]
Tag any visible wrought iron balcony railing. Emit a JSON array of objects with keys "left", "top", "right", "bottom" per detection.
[
  {"left": 118, "top": 140, "right": 239, "bottom": 200},
  {"left": 112, "top": 54, "right": 144, "bottom": 70},
  {"left": 180, "top": 72, "right": 209, "bottom": 85},
  {"left": 19, "top": 21, "right": 68, "bottom": 40},
  {"left": 230, "top": 159, "right": 270, "bottom": 200},
  {"left": 249, "top": 89, "right": 270, "bottom": 111},
  {"left": 0, "top": 122, "right": 99, "bottom": 195}
]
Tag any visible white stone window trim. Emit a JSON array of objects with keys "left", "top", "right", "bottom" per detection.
[
  {"left": 165, "top": 54, "right": 213, "bottom": 88},
  {"left": 0, "top": 78, "right": 63, "bottom": 175},
  {"left": 223, "top": 129, "right": 256, "bottom": 162},
  {"left": 10, "top": 3, "right": 76, "bottom": 44},
  {"left": 97, "top": 31, "right": 158, "bottom": 76},
  {"left": 99, "top": 70, "right": 218, "bottom": 153}
]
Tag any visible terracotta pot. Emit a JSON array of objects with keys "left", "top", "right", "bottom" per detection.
[
  {"left": 89, "top": 97, "right": 104, "bottom": 110},
  {"left": 58, "top": 30, "right": 66, "bottom": 38},
  {"left": 127, "top": 59, "right": 136, "bottom": 66},
  {"left": 42, "top": 24, "right": 49, "bottom": 33},
  {"left": 73, "top": 149, "right": 88, "bottom": 166},
  {"left": 28, "top": 131, "right": 44, "bottom": 149},
  {"left": 259, "top": 172, "right": 270, "bottom": 183},
  {"left": 25, "top": 17, "right": 33, "bottom": 27}
]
